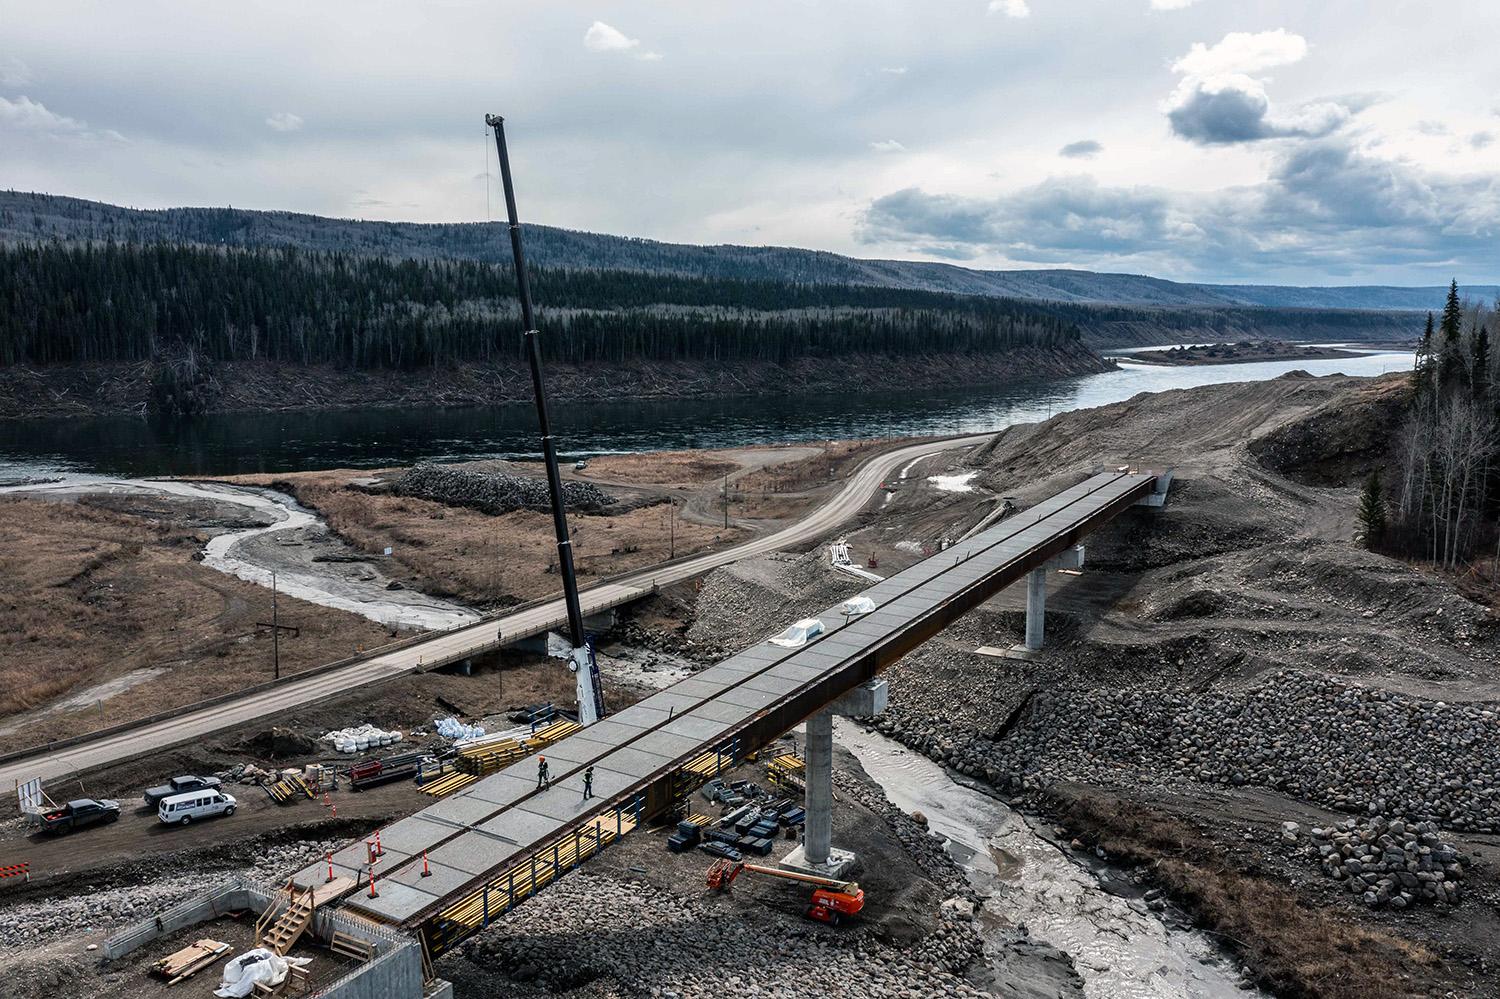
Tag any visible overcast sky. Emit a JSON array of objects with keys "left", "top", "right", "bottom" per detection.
[{"left": 3, "top": 1, "right": 1498, "bottom": 285}]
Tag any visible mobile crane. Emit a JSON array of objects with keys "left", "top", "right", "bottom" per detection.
[{"left": 705, "top": 859, "right": 865, "bottom": 925}]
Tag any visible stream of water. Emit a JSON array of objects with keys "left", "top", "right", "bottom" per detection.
[{"left": 836, "top": 721, "right": 1263, "bottom": 999}]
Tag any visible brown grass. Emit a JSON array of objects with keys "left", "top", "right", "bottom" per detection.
[
  {"left": 0, "top": 497, "right": 394, "bottom": 749},
  {"left": 227, "top": 471, "right": 746, "bottom": 606},
  {"left": 1045, "top": 785, "right": 1448, "bottom": 999},
  {"left": 577, "top": 450, "right": 738, "bottom": 486}
]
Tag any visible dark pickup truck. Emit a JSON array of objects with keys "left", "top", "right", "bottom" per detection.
[
  {"left": 143, "top": 775, "right": 222, "bottom": 807},
  {"left": 40, "top": 798, "right": 120, "bottom": 835}
]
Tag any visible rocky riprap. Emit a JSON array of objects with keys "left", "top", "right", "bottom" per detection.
[
  {"left": 0, "top": 838, "right": 342, "bottom": 948},
  {"left": 1304, "top": 817, "right": 1467, "bottom": 909},
  {"left": 451, "top": 872, "right": 990, "bottom": 999},
  {"left": 874, "top": 669, "right": 1500, "bottom": 836},
  {"left": 395, "top": 463, "right": 616, "bottom": 514}
]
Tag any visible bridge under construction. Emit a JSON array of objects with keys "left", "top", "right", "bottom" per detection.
[{"left": 282, "top": 469, "right": 1164, "bottom": 982}]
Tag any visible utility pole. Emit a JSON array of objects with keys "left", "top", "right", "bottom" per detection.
[
  {"left": 669, "top": 496, "right": 676, "bottom": 559},
  {"left": 272, "top": 572, "right": 279, "bottom": 680},
  {"left": 487, "top": 113, "right": 600, "bottom": 725},
  {"left": 722, "top": 474, "right": 729, "bottom": 529}
]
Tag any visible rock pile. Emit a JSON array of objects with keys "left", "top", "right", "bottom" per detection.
[
  {"left": 875, "top": 669, "right": 1500, "bottom": 834},
  {"left": 1309, "top": 817, "right": 1467, "bottom": 909},
  {"left": 452, "top": 871, "right": 990, "bottom": 999},
  {"left": 0, "top": 838, "right": 342, "bottom": 948},
  {"left": 395, "top": 463, "right": 615, "bottom": 514}
]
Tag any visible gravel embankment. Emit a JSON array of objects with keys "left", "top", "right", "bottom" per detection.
[
  {"left": 876, "top": 670, "right": 1500, "bottom": 833},
  {"left": 0, "top": 837, "right": 342, "bottom": 948},
  {"left": 395, "top": 463, "right": 616, "bottom": 514}
]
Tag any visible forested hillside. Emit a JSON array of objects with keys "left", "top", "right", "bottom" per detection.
[
  {"left": 2, "top": 191, "right": 1489, "bottom": 314},
  {"left": 0, "top": 242, "right": 1081, "bottom": 370}
]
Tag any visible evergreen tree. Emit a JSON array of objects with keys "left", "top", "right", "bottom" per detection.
[
  {"left": 1356, "top": 470, "right": 1387, "bottom": 549},
  {"left": 1437, "top": 279, "right": 1465, "bottom": 389},
  {"left": 1413, "top": 311, "right": 1435, "bottom": 397}
]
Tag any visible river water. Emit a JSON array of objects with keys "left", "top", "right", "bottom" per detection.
[
  {"left": 836, "top": 721, "right": 1264, "bottom": 999},
  {"left": 0, "top": 348, "right": 1412, "bottom": 479}
]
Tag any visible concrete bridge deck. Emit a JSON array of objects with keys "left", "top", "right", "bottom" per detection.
[{"left": 296, "top": 470, "right": 1158, "bottom": 954}]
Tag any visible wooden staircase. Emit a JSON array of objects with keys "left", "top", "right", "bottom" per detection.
[{"left": 257, "top": 884, "right": 316, "bottom": 956}]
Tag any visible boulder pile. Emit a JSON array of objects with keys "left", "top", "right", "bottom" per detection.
[
  {"left": 875, "top": 669, "right": 1500, "bottom": 834},
  {"left": 395, "top": 463, "right": 615, "bottom": 514},
  {"left": 1309, "top": 817, "right": 1467, "bottom": 909}
]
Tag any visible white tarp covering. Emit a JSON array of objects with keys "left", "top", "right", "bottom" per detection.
[
  {"left": 840, "top": 596, "right": 876, "bottom": 617},
  {"left": 769, "top": 618, "right": 826, "bottom": 648},
  {"left": 215, "top": 948, "right": 311, "bottom": 998},
  {"left": 435, "top": 716, "right": 486, "bottom": 742},
  {"left": 320, "top": 723, "right": 403, "bottom": 754}
]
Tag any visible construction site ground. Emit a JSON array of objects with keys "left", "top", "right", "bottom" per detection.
[
  {"left": 6, "top": 910, "right": 354, "bottom": 999},
  {"left": 2, "top": 373, "right": 1499, "bottom": 997}
]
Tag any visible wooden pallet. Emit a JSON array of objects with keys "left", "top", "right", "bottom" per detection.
[
  {"left": 150, "top": 937, "right": 231, "bottom": 985},
  {"left": 330, "top": 930, "right": 376, "bottom": 962}
]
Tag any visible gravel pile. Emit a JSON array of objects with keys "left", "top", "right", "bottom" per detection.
[
  {"left": 451, "top": 871, "right": 990, "bottom": 999},
  {"left": 0, "top": 837, "right": 342, "bottom": 948},
  {"left": 875, "top": 670, "right": 1500, "bottom": 834},
  {"left": 395, "top": 463, "right": 616, "bottom": 514},
  {"left": 1305, "top": 817, "right": 1467, "bottom": 909}
]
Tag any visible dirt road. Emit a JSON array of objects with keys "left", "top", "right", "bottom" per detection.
[{"left": 0, "top": 434, "right": 985, "bottom": 790}]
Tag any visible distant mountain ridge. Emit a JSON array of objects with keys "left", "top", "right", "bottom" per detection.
[{"left": 2, "top": 191, "right": 1491, "bottom": 312}]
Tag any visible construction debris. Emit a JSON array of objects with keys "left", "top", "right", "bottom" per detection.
[
  {"left": 321, "top": 724, "right": 403, "bottom": 754},
  {"left": 150, "top": 937, "right": 231, "bottom": 985}
]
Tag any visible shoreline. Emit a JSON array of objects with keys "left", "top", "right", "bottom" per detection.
[{"left": 0, "top": 346, "right": 1112, "bottom": 422}]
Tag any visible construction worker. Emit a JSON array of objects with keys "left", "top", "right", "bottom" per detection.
[
  {"left": 582, "top": 765, "right": 594, "bottom": 801},
  {"left": 537, "top": 755, "right": 549, "bottom": 789}
]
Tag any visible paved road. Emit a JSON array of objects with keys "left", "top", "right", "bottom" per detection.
[{"left": 2, "top": 435, "right": 984, "bottom": 789}]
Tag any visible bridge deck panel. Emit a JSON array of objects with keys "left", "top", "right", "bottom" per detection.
[{"left": 315, "top": 471, "right": 1155, "bottom": 928}]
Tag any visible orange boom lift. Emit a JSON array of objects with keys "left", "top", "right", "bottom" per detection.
[{"left": 705, "top": 859, "right": 865, "bottom": 925}]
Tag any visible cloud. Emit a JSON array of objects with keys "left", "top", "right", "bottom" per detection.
[
  {"left": 880, "top": 66, "right": 908, "bottom": 75},
  {"left": 0, "top": 95, "right": 124, "bottom": 141},
  {"left": 0, "top": 57, "right": 30, "bottom": 88},
  {"left": 987, "top": 0, "right": 1030, "bottom": 18},
  {"left": 1171, "top": 28, "right": 1307, "bottom": 77},
  {"left": 265, "top": 111, "right": 304, "bottom": 132},
  {"left": 1059, "top": 139, "right": 1102, "bottom": 158},
  {"left": 859, "top": 137, "right": 1500, "bottom": 279},
  {"left": 1472, "top": 131, "right": 1495, "bottom": 150},
  {"left": 1150, "top": 0, "right": 1200, "bottom": 9},
  {"left": 1163, "top": 30, "right": 1360, "bottom": 145},
  {"left": 583, "top": 20, "right": 661, "bottom": 60},
  {"left": 1164, "top": 74, "right": 1351, "bottom": 144},
  {"left": 869, "top": 139, "right": 907, "bottom": 153}
]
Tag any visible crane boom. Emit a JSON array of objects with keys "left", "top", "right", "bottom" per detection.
[{"left": 485, "top": 113, "right": 603, "bottom": 725}]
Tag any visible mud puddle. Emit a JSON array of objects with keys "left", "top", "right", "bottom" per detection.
[{"left": 835, "top": 720, "right": 1260, "bottom": 999}]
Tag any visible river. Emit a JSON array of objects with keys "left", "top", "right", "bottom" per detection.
[
  {"left": 0, "top": 348, "right": 1412, "bottom": 479},
  {"left": 836, "top": 721, "right": 1264, "bottom": 999}
]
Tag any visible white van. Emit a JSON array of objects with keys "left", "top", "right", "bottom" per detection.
[{"left": 158, "top": 789, "right": 237, "bottom": 825}]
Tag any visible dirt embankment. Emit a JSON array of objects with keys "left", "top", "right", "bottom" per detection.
[
  {"left": 0, "top": 345, "right": 1112, "bottom": 421},
  {"left": 684, "top": 371, "right": 1499, "bottom": 998},
  {"left": 0, "top": 496, "right": 395, "bottom": 752}
]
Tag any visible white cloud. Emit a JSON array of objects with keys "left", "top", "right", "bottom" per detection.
[
  {"left": 881, "top": 66, "right": 908, "bottom": 75},
  {"left": 0, "top": 57, "right": 31, "bottom": 88},
  {"left": 265, "top": 111, "right": 304, "bottom": 132},
  {"left": 1150, "top": 0, "right": 1200, "bottom": 9},
  {"left": 1171, "top": 29, "right": 1307, "bottom": 77},
  {"left": 987, "top": 0, "right": 1030, "bottom": 18},
  {"left": 869, "top": 139, "right": 907, "bottom": 153},
  {"left": 0, "top": 94, "right": 129, "bottom": 143},
  {"left": 583, "top": 21, "right": 660, "bottom": 60}
]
